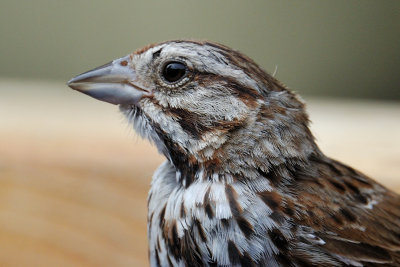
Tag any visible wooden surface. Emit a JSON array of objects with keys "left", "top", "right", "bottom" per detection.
[{"left": 0, "top": 79, "right": 399, "bottom": 266}]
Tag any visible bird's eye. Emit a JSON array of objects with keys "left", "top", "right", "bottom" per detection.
[{"left": 162, "top": 62, "right": 187, "bottom": 83}]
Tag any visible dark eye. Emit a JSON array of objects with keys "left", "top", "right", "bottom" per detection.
[{"left": 162, "top": 62, "right": 187, "bottom": 83}]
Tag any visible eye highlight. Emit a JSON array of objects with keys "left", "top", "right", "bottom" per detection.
[{"left": 162, "top": 62, "right": 187, "bottom": 83}]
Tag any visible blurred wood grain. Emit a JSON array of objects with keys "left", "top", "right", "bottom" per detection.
[{"left": 0, "top": 80, "right": 399, "bottom": 266}]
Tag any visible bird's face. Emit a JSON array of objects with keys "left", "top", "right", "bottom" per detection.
[{"left": 68, "top": 41, "right": 310, "bottom": 171}]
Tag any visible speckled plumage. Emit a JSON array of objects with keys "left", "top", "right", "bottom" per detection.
[{"left": 69, "top": 40, "right": 400, "bottom": 266}]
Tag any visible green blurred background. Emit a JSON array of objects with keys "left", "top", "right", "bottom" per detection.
[{"left": 1, "top": 0, "right": 399, "bottom": 100}]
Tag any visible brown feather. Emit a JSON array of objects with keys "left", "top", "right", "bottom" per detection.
[{"left": 293, "top": 156, "right": 400, "bottom": 265}]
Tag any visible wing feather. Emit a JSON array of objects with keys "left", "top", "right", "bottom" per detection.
[{"left": 291, "top": 156, "right": 400, "bottom": 266}]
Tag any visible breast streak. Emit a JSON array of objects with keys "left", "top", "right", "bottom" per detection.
[{"left": 147, "top": 161, "right": 283, "bottom": 266}]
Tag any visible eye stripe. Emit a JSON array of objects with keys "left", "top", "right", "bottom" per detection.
[{"left": 153, "top": 49, "right": 162, "bottom": 59}]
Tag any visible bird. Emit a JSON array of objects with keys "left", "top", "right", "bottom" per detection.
[{"left": 68, "top": 40, "right": 400, "bottom": 266}]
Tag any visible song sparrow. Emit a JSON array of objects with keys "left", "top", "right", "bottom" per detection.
[{"left": 68, "top": 41, "right": 400, "bottom": 266}]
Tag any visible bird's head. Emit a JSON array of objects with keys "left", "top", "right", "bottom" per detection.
[{"left": 68, "top": 40, "right": 318, "bottom": 180}]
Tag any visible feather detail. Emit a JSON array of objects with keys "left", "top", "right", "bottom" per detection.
[{"left": 69, "top": 40, "right": 400, "bottom": 266}]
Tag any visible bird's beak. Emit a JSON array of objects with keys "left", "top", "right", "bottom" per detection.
[{"left": 67, "top": 55, "right": 152, "bottom": 105}]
